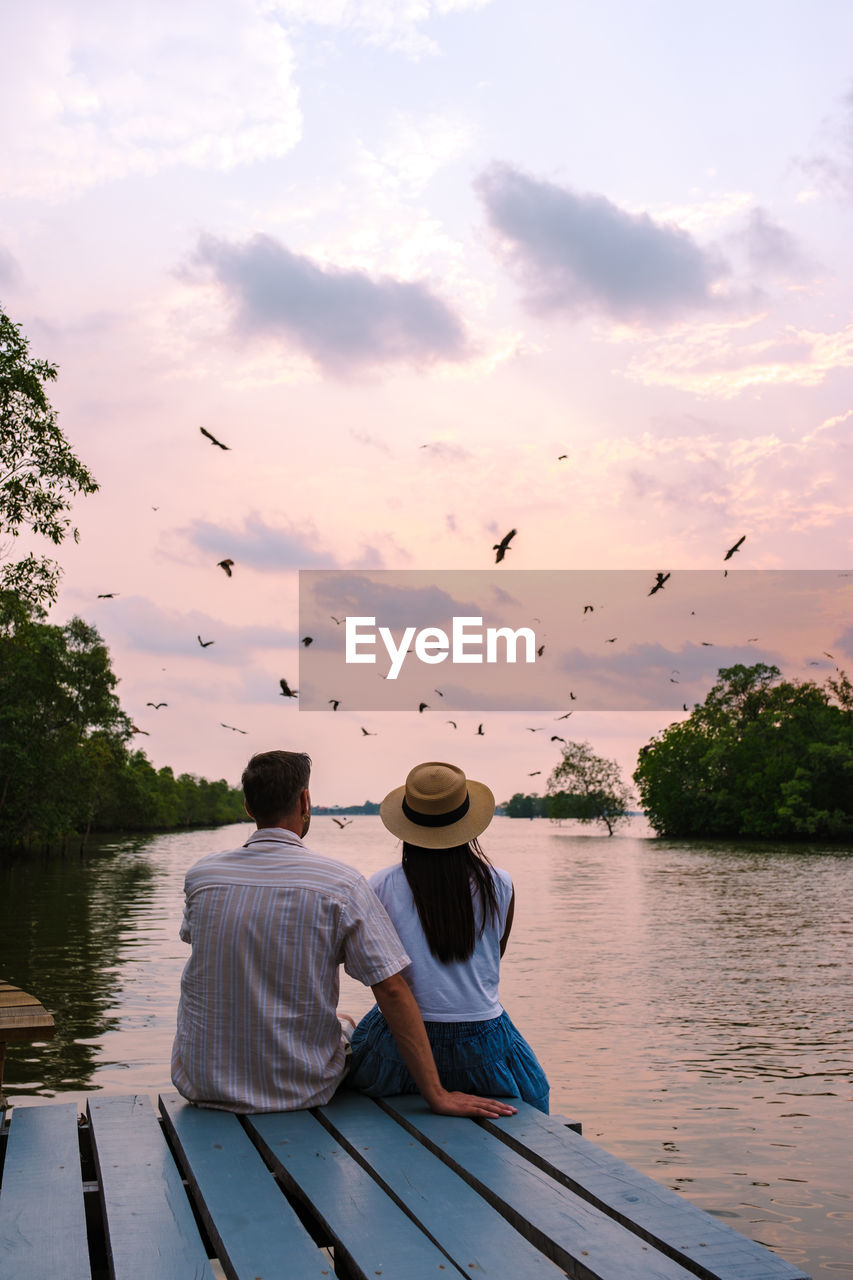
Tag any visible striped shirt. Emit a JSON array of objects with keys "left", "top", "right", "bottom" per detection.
[{"left": 171, "top": 827, "right": 410, "bottom": 1112}]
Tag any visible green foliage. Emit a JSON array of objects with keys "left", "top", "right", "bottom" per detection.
[
  {"left": 546, "top": 740, "right": 633, "bottom": 835},
  {"left": 633, "top": 663, "right": 853, "bottom": 839},
  {"left": 503, "top": 792, "right": 549, "bottom": 818},
  {"left": 1, "top": 305, "right": 98, "bottom": 605},
  {"left": 0, "top": 594, "right": 246, "bottom": 852}
]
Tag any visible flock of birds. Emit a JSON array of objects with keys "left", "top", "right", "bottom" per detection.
[{"left": 99, "top": 428, "right": 772, "bottom": 809}]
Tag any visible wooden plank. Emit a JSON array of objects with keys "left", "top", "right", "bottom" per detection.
[
  {"left": 318, "top": 1091, "right": 563, "bottom": 1278},
  {"left": 158, "top": 1092, "right": 332, "bottom": 1280},
  {"left": 87, "top": 1094, "right": 214, "bottom": 1280},
  {"left": 479, "top": 1104, "right": 810, "bottom": 1280},
  {"left": 246, "top": 1107, "right": 457, "bottom": 1280},
  {"left": 0, "top": 1102, "right": 90, "bottom": 1280},
  {"left": 380, "top": 1095, "right": 699, "bottom": 1280},
  {"left": 0, "top": 981, "right": 55, "bottom": 1042}
]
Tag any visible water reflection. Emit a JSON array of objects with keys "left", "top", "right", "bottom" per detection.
[
  {"left": 0, "top": 839, "right": 158, "bottom": 1092},
  {"left": 0, "top": 818, "right": 851, "bottom": 1275}
]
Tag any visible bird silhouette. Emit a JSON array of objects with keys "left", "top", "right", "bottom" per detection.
[
  {"left": 493, "top": 529, "right": 516, "bottom": 563},
  {"left": 301, "top": 636, "right": 313, "bottom": 646},
  {"left": 360, "top": 727, "right": 377, "bottom": 736},
  {"left": 328, "top": 699, "right": 340, "bottom": 710},
  {"left": 217, "top": 559, "right": 234, "bottom": 577},
  {"left": 200, "top": 426, "right": 229, "bottom": 450},
  {"left": 418, "top": 702, "right": 429, "bottom": 713},
  {"left": 330, "top": 615, "right": 344, "bottom": 625},
  {"left": 332, "top": 817, "right": 353, "bottom": 829},
  {"left": 279, "top": 679, "right": 298, "bottom": 698},
  {"left": 724, "top": 535, "right": 746, "bottom": 561},
  {"left": 197, "top": 635, "right": 214, "bottom": 647},
  {"left": 648, "top": 572, "right": 670, "bottom": 596},
  {"left": 683, "top": 703, "right": 689, "bottom": 712},
  {"left": 528, "top": 770, "right": 541, "bottom": 776},
  {"left": 605, "top": 637, "right": 617, "bottom": 644},
  {"left": 583, "top": 605, "right": 594, "bottom": 614},
  {"left": 557, "top": 454, "right": 567, "bottom": 461},
  {"left": 434, "top": 689, "right": 444, "bottom": 696},
  {"left": 446, "top": 720, "right": 457, "bottom": 729},
  {"left": 97, "top": 592, "right": 119, "bottom": 599},
  {"left": 551, "top": 735, "right": 566, "bottom": 744},
  {"left": 537, "top": 644, "right": 545, "bottom": 657},
  {"left": 475, "top": 724, "right": 484, "bottom": 735},
  {"left": 146, "top": 702, "right": 168, "bottom": 710},
  {"left": 700, "top": 641, "right": 714, "bottom": 646},
  {"left": 554, "top": 712, "right": 573, "bottom": 719},
  {"left": 526, "top": 727, "right": 543, "bottom": 732},
  {"left": 130, "top": 724, "right": 149, "bottom": 735},
  {"left": 221, "top": 723, "right": 247, "bottom": 734}
]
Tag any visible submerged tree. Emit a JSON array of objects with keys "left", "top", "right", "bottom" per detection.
[
  {"left": 546, "top": 740, "right": 633, "bottom": 836},
  {"left": 0, "top": 305, "right": 98, "bottom": 606},
  {"left": 633, "top": 663, "right": 853, "bottom": 839}
]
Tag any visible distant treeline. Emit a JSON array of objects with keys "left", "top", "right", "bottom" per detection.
[
  {"left": 313, "top": 802, "right": 381, "bottom": 816},
  {"left": 502, "top": 792, "right": 625, "bottom": 820},
  {"left": 0, "top": 593, "right": 245, "bottom": 854}
]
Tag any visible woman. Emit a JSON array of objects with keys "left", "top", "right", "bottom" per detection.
[{"left": 347, "top": 761, "right": 550, "bottom": 1112}]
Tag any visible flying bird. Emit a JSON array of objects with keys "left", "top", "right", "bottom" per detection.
[
  {"left": 301, "top": 636, "right": 313, "bottom": 646},
  {"left": 557, "top": 454, "right": 567, "bottom": 461},
  {"left": 554, "top": 712, "right": 573, "bottom": 720},
  {"left": 528, "top": 771, "right": 541, "bottom": 776},
  {"left": 360, "top": 727, "right": 377, "bottom": 736},
  {"left": 648, "top": 572, "right": 670, "bottom": 596},
  {"left": 197, "top": 635, "right": 214, "bottom": 647},
  {"left": 217, "top": 559, "right": 234, "bottom": 577},
  {"left": 475, "top": 724, "right": 484, "bottom": 735},
  {"left": 279, "top": 678, "right": 298, "bottom": 698},
  {"left": 551, "top": 735, "right": 566, "bottom": 744},
  {"left": 200, "top": 426, "right": 230, "bottom": 450},
  {"left": 97, "top": 592, "right": 119, "bottom": 599},
  {"left": 583, "top": 605, "right": 594, "bottom": 614},
  {"left": 332, "top": 817, "right": 352, "bottom": 829},
  {"left": 493, "top": 529, "right": 516, "bottom": 563},
  {"left": 526, "top": 727, "right": 543, "bottom": 733},
  {"left": 605, "top": 637, "right": 617, "bottom": 643},
  {"left": 724, "top": 535, "right": 746, "bottom": 561},
  {"left": 146, "top": 702, "right": 167, "bottom": 710},
  {"left": 330, "top": 615, "right": 344, "bottom": 625},
  {"left": 537, "top": 644, "right": 545, "bottom": 657},
  {"left": 434, "top": 689, "right": 444, "bottom": 697},
  {"left": 446, "top": 720, "right": 457, "bottom": 729},
  {"left": 130, "top": 724, "right": 149, "bottom": 735},
  {"left": 700, "top": 641, "right": 714, "bottom": 646},
  {"left": 328, "top": 699, "right": 340, "bottom": 710},
  {"left": 418, "top": 702, "right": 429, "bottom": 713},
  {"left": 221, "top": 723, "right": 247, "bottom": 734}
]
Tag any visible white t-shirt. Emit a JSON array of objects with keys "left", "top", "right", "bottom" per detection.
[{"left": 368, "top": 862, "right": 514, "bottom": 1022}]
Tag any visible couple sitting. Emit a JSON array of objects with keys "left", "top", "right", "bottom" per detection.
[{"left": 171, "top": 750, "right": 549, "bottom": 1119}]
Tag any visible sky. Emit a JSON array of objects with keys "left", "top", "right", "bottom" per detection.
[{"left": 2, "top": 0, "right": 852, "bottom": 808}]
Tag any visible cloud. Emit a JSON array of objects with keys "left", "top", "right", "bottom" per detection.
[
  {"left": 737, "top": 208, "right": 808, "bottom": 276},
  {"left": 0, "top": 245, "right": 21, "bottom": 287},
  {"left": 475, "top": 163, "right": 729, "bottom": 324},
  {"left": 270, "top": 0, "right": 493, "bottom": 59},
  {"left": 96, "top": 595, "right": 294, "bottom": 658},
  {"left": 0, "top": 2, "right": 301, "bottom": 199},
  {"left": 179, "top": 515, "right": 389, "bottom": 571},
  {"left": 626, "top": 316, "right": 853, "bottom": 398},
  {"left": 191, "top": 232, "right": 471, "bottom": 374}
]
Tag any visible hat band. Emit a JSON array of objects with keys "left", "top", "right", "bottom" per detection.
[{"left": 402, "top": 792, "right": 470, "bottom": 828}]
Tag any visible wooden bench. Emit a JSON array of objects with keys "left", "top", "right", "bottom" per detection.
[
  {"left": 0, "top": 1091, "right": 812, "bottom": 1279},
  {"left": 0, "top": 980, "right": 55, "bottom": 1108}
]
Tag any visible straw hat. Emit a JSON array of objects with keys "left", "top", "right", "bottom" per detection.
[{"left": 380, "top": 761, "right": 495, "bottom": 849}]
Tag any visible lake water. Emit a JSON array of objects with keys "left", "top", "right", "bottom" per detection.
[{"left": 1, "top": 816, "right": 851, "bottom": 1276}]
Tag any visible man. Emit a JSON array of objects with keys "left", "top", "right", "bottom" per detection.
[{"left": 172, "top": 749, "right": 516, "bottom": 1118}]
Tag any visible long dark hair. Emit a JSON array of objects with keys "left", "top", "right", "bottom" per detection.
[{"left": 401, "top": 838, "right": 500, "bottom": 963}]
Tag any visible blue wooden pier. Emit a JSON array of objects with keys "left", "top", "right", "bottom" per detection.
[{"left": 0, "top": 1090, "right": 811, "bottom": 1280}]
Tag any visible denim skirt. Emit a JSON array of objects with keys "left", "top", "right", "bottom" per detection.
[{"left": 346, "top": 1005, "right": 550, "bottom": 1114}]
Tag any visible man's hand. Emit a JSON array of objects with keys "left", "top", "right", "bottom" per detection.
[{"left": 428, "top": 1090, "right": 517, "bottom": 1118}]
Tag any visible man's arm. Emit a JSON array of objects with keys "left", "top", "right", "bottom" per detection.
[{"left": 371, "top": 972, "right": 517, "bottom": 1119}]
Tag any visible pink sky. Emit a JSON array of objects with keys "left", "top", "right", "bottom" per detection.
[{"left": 2, "top": 1, "right": 852, "bottom": 805}]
